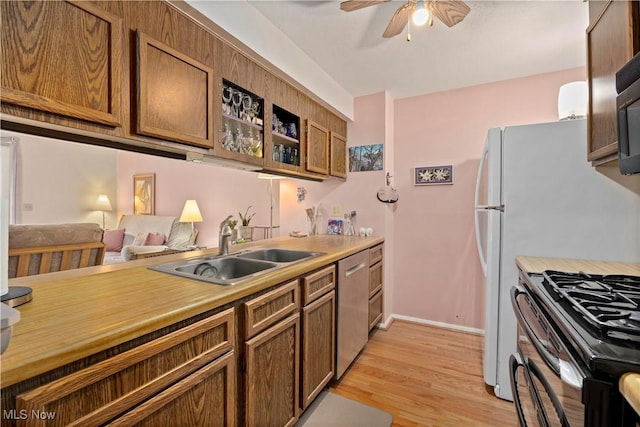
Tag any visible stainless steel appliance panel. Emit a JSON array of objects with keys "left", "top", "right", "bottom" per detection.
[
  {"left": 335, "top": 250, "right": 370, "bottom": 379},
  {"left": 511, "top": 287, "right": 586, "bottom": 426}
]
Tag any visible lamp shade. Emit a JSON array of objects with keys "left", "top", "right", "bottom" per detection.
[
  {"left": 558, "top": 81, "right": 587, "bottom": 120},
  {"left": 95, "top": 194, "right": 112, "bottom": 211},
  {"left": 179, "top": 199, "right": 203, "bottom": 223}
]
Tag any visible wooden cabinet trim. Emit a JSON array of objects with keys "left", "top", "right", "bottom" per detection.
[
  {"left": 369, "top": 290, "right": 383, "bottom": 331},
  {"left": 369, "top": 262, "right": 383, "bottom": 297},
  {"left": 243, "top": 280, "right": 300, "bottom": 338},
  {"left": 244, "top": 312, "right": 301, "bottom": 427},
  {"left": 329, "top": 131, "right": 347, "bottom": 178},
  {"left": 136, "top": 30, "right": 214, "bottom": 148},
  {"left": 369, "top": 244, "right": 384, "bottom": 266},
  {"left": 107, "top": 351, "right": 236, "bottom": 427},
  {"left": 301, "top": 265, "right": 336, "bottom": 305},
  {"left": 301, "top": 290, "right": 335, "bottom": 409},
  {"left": 1, "top": 1, "right": 123, "bottom": 126},
  {"left": 16, "top": 308, "right": 234, "bottom": 426}
]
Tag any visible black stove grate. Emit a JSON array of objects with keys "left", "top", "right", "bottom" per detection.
[{"left": 542, "top": 270, "right": 640, "bottom": 340}]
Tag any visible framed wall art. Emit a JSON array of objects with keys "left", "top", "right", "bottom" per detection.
[
  {"left": 133, "top": 173, "right": 155, "bottom": 215},
  {"left": 414, "top": 165, "right": 453, "bottom": 186},
  {"left": 349, "top": 144, "right": 383, "bottom": 172}
]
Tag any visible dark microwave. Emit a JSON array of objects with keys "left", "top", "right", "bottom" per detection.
[{"left": 616, "top": 51, "right": 640, "bottom": 175}]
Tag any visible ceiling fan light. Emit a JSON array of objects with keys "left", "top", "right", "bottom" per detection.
[{"left": 412, "top": 6, "right": 429, "bottom": 26}]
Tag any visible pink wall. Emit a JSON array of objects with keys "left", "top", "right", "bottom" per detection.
[
  {"left": 280, "top": 92, "right": 389, "bottom": 238},
  {"left": 393, "top": 67, "right": 586, "bottom": 329},
  {"left": 117, "top": 151, "right": 275, "bottom": 248},
  {"left": 115, "top": 67, "right": 584, "bottom": 331}
]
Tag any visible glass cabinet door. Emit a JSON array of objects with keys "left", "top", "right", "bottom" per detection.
[
  {"left": 220, "top": 79, "right": 264, "bottom": 160},
  {"left": 270, "top": 104, "right": 300, "bottom": 167}
]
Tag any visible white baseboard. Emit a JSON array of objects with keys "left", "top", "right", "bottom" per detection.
[{"left": 377, "top": 314, "right": 484, "bottom": 336}]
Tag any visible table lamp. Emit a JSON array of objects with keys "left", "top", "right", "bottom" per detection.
[
  {"left": 95, "top": 194, "right": 112, "bottom": 229},
  {"left": 179, "top": 199, "right": 203, "bottom": 238}
]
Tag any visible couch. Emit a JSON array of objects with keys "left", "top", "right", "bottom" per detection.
[
  {"left": 9, "top": 223, "right": 105, "bottom": 278},
  {"left": 102, "top": 215, "right": 197, "bottom": 264}
]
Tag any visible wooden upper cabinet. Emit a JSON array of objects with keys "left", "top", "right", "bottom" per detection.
[
  {"left": 1, "top": 1, "right": 123, "bottom": 126},
  {"left": 136, "top": 31, "right": 214, "bottom": 148},
  {"left": 586, "top": 0, "right": 639, "bottom": 163},
  {"left": 329, "top": 132, "right": 347, "bottom": 178},
  {"left": 306, "top": 120, "right": 329, "bottom": 175}
]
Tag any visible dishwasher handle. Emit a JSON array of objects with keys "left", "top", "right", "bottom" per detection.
[{"left": 344, "top": 262, "right": 367, "bottom": 277}]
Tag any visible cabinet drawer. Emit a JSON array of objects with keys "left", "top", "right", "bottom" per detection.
[
  {"left": 243, "top": 280, "right": 299, "bottom": 339},
  {"left": 369, "top": 244, "right": 383, "bottom": 266},
  {"left": 301, "top": 265, "right": 335, "bottom": 306},
  {"left": 16, "top": 308, "right": 235, "bottom": 426},
  {"left": 369, "top": 261, "right": 383, "bottom": 297},
  {"left": 369, "top": 290, "right": 383, "bottom": 332},
  {"left": 107, "top": 351, "right": 236, "bottom": 427}
]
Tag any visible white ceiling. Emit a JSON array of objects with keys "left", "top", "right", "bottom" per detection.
[{"left": 244, "top": 0, "right": 589, "bottom": 99}]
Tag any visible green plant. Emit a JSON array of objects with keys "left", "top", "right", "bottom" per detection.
[{"left": 238, "top": 206, "right": 255, "bottom": 226}]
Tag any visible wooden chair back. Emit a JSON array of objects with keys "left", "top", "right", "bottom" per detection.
[
  {"left": 9, "top": 242, "right": 105, "bottom": 278},
  {"left": 8, "top": 223, "right": 105, "bottom": 279}
]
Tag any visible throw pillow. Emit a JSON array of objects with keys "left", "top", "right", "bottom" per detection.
[
  {"left": 103, "top": 229, "right": 125, "bottom": 252},
  {"left": 132, "top": 231, "right": 148, "bottom": 246},
  {"left": 144, "top": 232, "right": 165, "bottom": 246}
]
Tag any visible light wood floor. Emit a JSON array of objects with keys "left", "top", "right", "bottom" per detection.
[{"left": 329, "top": 320, "right": 518, "bottom": 427}]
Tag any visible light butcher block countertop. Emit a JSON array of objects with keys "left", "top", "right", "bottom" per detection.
[
  {"left": 620, "top": 373, "right": 640, "bottom": 416},
  {"left": 1, "top": 235, "right": 383, "bottom": 388},
  {"left": 516, "top": 256, "right": 640, "bottom": 276},
  {"left": 517, "top": 256, "right": 640, "bottom": 417}
]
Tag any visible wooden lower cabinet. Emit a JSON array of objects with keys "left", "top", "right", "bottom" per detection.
[
  {"left": 368, "top": 244, "right": 384, "bottom": 331},
  {"left": 301, "top": 290, "right": 335, "bottom": 410},
  {"left": 300, "top": 265, "right": 335, "bottom": 410},
  {"left": 244, "top": 313, "right": 300, "bottom": 427},
  {"left": 14, "top": 308, "right": 235, "bottom": 427},
  {"left": 108, "top": 351, "right": 236, "bottom": 427},
  {"left": 369, "top": 290, "right": 383, "bottom": 331}
]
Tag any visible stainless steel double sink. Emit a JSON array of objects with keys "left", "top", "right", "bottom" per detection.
[{"left": 148, "top": 248, "right": 324, "bottom": 285}]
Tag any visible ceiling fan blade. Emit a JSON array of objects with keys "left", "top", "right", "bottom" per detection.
[
  {"left": 383, "top": 2, "right": 415, "bottom": 38},
  {"left": 430, "top": 0, "right": 470, "bottom": 27},
  {"left": 340, "top": 0, "right": 390, "bottom": 12}
]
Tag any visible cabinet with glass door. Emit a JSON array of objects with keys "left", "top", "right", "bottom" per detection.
[
  {"left": 217, "top": 79, "right": 264, "bottom": 164},
  {"left": 268, "top": 104, "right": 302, "bottom": 171}
]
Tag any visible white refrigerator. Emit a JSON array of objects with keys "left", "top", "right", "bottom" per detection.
[{"left": 474, "top": 119, "right": 640, "bottom": 401}]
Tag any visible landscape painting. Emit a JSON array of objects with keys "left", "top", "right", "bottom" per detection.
[{"left": 349, "top": 144, "right": 383, "bottom": 172}]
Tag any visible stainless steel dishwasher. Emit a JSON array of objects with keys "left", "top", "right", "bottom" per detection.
[{"left": 335, "top": 249, "right": 370, "bottom": 379}]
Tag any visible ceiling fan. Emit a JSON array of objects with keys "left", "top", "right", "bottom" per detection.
[{"left": 340, "top": 0, "right": 470, "bottom": 40}]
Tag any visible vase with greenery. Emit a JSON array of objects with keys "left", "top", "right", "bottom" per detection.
[
  {"left": 238, "top": 206, "right": 255, "bottom": 241},
  {"left": 227, "top": 218, "right": 238, "bottom": 241}
]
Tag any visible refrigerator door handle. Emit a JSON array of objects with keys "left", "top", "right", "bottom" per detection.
[
  {"left": 474, "top": 142, "right": 489, "bottom": 208},
  {"left": 476, "top": 205, "right": 504, "bottom": 212},
  {"left": 474, "top": 208, "right": 488, "bottom": 276},
  {"left": 474, "top": 142, "right": 491, "bottom": 276}
]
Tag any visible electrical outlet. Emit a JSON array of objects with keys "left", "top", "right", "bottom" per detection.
[
  {"left": 23, "top": 203, "right": 33, "bottom": 211},
  {"left": 331, "top": 205, "right": 342, "bottom": 217}
]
